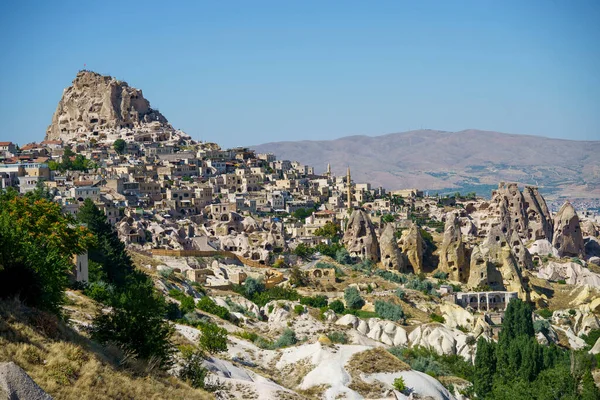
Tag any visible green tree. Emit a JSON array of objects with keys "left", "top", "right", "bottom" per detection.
[
  {"left": 382, "top": 214, "right": 395, "bottom": 223},
  {"left": 77, "top": 199, "right": 134, "bottom": 287},
  {"left": 243, "top": 277, "right": 265, "bottom": 298},
  {"left": 375, "top": 300, "right": 405, "bottom": 322},
  {"left": 289, "top": 266, "right": 307, "bottom": 287},
  {"left": 314, "top": 221, "right": 340, "bottom": 240},
  {"left": 329, "top": 299, "right": 345, "bottom": 314},
  {"left": 344, "top": 287, "right": 364, "bottom": 310},
  {"left": 292, "top": 208, "right": 312, "bottom": 221},
  {"left": 293, "top": 243, "right": 315, "bottom": 260},
  {"left": 335, "top": 247, "right": 352, "bottom": 264},
  {"left": 178, "top": 345, "right": 208, "bottom": 389},
  {"left": 0, "top": 189, "right": 93, "bottom": 313},
  {"left": 113, "top": 139, "right": 127, "bottom": 154},
  {"left": 473, "top": 337, "right": 496, "bottom": 398},
  {"left": 90, "top": 271, "right": 175, "bottom": 366},
  {"left": 198, "top": 322, "right": 228, "bottom": 354}
]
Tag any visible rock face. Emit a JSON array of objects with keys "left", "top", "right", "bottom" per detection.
[
  {"left": 581, "top": 220, "right": 598, "bottom": 237},
  {"left": 467, "top": 226, "right": 529, "bottom": 300},
  {"left": 399, "top": 223, "right": 424, "bottom": 274},
  {"left": 553, "top": 202, "right": 585, "bottom": 257},
  {"left": 46, "top": 70, "right": 170, "bottom": 141},
  {"left": 342, "top": 210, "right": 379, "bottom": 261},
  {"left": 379, "top": 223, "right": 407, "bottom": 272},
  {"left": 438, "top": 212, "right": 469, "bottom": 281},
  {"left": 0, "top": 362, "right": 52, "bottom": 400},
  {"left": 537, "top": 261, "right": 600, "bottom": 287},
  {"left": 521, "top": 186, "right": 554, "bottom": 241},
  {"left": 485, "top": 183, "right": 554, "bottom": 242}
]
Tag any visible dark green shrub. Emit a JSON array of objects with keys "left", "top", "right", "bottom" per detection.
[
  {"left": 430, "top": 313, "right": 445, "bottom": 323},
  {"left": 300, "top": 295, "right": 328, "bottom": 308},
  {"left": 375, "top": 300, "right": 405, "bottom": 322},
  {"left": 198, "top": 322, "right": 228, "bottom": 354},
  {"left": 344, "top": 287, "right": 365, "bottom": 310},
  {"left": 196, "top": 296, "right": 231, "bottom": 320},
  {"left": 274, "top": 329, "right": 297, "bottom": 348},
  {"left": 537, "top": 309, "right": 553, "bottom": 319},
  {"left": 327, "top": 331, "right": 348, "bottom": 344},
  {"left": 329, "top": 300, "right": 345, "bottom": 314},
  {"left": 433, "top": 271, "right": 449, "bottom": 280},
  {"left": 294, "top": 304, "right": 305, "bottom": 315}
]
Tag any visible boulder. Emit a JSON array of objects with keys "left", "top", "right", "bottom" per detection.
[
  {"left": 440, "top": 303, "right": 475, "bottom": 330},
  {"left": 0, "top": 362, "right": 52, "bottom": 400},
  {"left": 438, "top": 212, "right": 469, "bottom": 281},
  {"left": 537, "top": 261, "right": 600, "bottom": 287},
  {"left": 379, "top": 224, "right": 408, "bottom": 272},
  {"left": 528, "top": 239, "right": 559, "bottom": 257},
  {"left": 552, "top": 201, "right": 585, "bottom": 257},
  {"left": 342, "top": 210, "right": 380, "bottom": 261}
]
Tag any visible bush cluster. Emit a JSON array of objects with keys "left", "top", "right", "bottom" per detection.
[{"left": 375, "top": 300, "right": 405, "bottom": 322}]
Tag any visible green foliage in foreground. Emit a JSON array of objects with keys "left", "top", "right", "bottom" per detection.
[
  {"left": 473, "top": 299, "right": 600, "bottom": 400},
  {"left": 0, "top": 189, "right": 94, "bottom": 314}
]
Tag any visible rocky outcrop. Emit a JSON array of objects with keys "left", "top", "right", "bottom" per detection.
[
  {"left": 528, "top": 239, "right": 559, "bottom": 257},
  {"left": 0, "top": 362, "right": 52, "bottom": 400},
  {"left": 399, "top": 223, "right": 424, "bottom": 274},
  {"left": 581, "top": 220, "right": 598, "bottom": 237},
  {"left": 342, "top": 210, "right": 379, "bottom": 261},
  {"left": 486, "top": 183, "right": 553, "bottom": 242},
  {"left": 467, "top": 226, "right": 529, "bottom": 300},
  {"left": 438, "top": 212, "right": 469, "bottom": 281},
  {"left": 46, "top": 70, "right": 171, "bottom": 141},
  {"left": 522, "top": 186, "right": 554, "bottom": 241},
  {"left": 537, "top": 261, "right": 600, "bottom": 287},
  {"left": 553, "top": 202, "right": 585, "bottom": 257},
  {"left": 379, "top": 224, "right": 407, "bottom": 272}
]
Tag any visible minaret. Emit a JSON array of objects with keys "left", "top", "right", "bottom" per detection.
[
  {"left": 326, "top": 163, "right": 331, "bottom": 177},
  {"left": 347, "top": 166, "right": 352, "bottom": 210}
]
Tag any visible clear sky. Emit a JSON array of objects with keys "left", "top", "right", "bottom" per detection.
[{"left": 0, "top": 0, "right": 599, "bottom": 148}]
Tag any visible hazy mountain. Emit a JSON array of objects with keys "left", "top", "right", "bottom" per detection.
[{"left": 252, "top": 129, "right": 600, "bottom": 199}]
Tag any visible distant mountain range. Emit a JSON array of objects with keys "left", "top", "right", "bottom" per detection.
[{"left": 252, "top": 129, "right": 600, "bottom": 199}]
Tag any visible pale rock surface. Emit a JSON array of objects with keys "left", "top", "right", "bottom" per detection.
[
  {"left": 362, "top": 370, "right": 455, "bottom": 400},
  {"left": 46, "top": 70, "right": 171, "bottom": 141},
  {"left": 538, "top": 261, "right": 600, "bottom": 287},
  {"left": 438, "top": 212, "right": 469, "bottom": 281},
  {"left": 439, "top": 303, "right": 475, "bottom": 330},
  {"left": 468, "top": 226, "right": 529, "bottom": 300},
  {"left": 581, "top": 220, "right": 599, "bottom": 237},
  {"left": 408, "top": 323, "right": 476, "bottom": 361},
  {"left": 203, "top": 356, "right": 296, "bottom": 399},
  {"left": 0, "top": 362, "right": 52, "bottom": 400},
  {"left": 379, "top": 223, "right": 408, "bottom": 272},
  {"left": 528, "top": 239, "right": 559, "bottom": 257},
  {"left": 590, "top": 337, "right": 600, "bottom": 355},
  {"left": 553, "top": 201, "right": 585, "bottom": 257},
  {"left": 342, "top": 210, "right": 380, "bottom": 261},
  {"left": 400, "top": 223, "right": 424, "bottom": 274}
]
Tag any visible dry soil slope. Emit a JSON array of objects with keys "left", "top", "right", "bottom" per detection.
[{"left": 252, "top": 129, "right": 600, "bottom": 198}]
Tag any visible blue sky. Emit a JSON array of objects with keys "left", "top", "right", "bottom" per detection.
[{"left": 0, "top": 0, "right": 598, "bottom": 148}]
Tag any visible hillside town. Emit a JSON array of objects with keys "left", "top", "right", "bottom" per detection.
[{"left": 1, "top": 70, "right": 600, "bottom": 400}]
